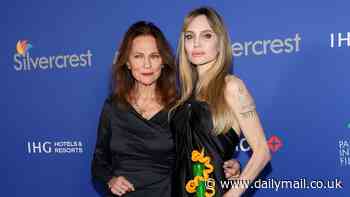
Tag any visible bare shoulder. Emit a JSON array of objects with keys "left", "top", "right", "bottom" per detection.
[
  {"left": 224, "top": 75, "right": 256, "bottom": 114},
  {"left": 224, "top": 74, "right": 246, "bottom": 95}
]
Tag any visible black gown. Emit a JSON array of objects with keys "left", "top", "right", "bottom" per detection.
[
  {"left": 170, "top": 99, "right": 239, "bottom": 197},
  {"left": 91, "top": 97, "right": 175, "bottom": 197}
]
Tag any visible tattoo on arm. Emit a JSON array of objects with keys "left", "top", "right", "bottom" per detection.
[
  {"left": 241, "top": 110, "right": 257, "bottom": 119},
  {"left": 237, "top": 85, "right": 257, "bottom": 119}
]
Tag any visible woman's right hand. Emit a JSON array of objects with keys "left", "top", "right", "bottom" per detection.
[
  {"left": 223, "top": 159, "right": 241, "bottom": 179},
  {"left": 108, "top": 176, "right": 135, "bottom": 196}
]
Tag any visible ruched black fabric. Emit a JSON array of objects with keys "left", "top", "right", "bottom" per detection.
[
  {"left": 91, "top": 97, "right": 175, "bottom": 197},
  {"left": 170, "top": 99, "right": 239, "bottom": 197}
]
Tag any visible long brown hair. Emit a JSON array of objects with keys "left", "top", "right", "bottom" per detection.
[
  {"left": 112, "top": 21, "right": 177, "bottom": 109},
  {"left": 175, "top": 7, "right": 240, "bottom": 134}
]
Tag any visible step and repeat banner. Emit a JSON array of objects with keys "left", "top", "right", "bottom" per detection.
[{"left": 1, "top": 1, "right": 349, "bottom": 196}]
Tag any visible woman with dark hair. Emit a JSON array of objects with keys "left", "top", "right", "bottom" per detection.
[
  {"left": 91, "top": 21, "right": 177, "bottom": 197},
  {"left": 91, "top": 21, "right": 241, "bottom": 197}
]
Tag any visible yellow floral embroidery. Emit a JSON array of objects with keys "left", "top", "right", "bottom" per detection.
[{"left": 185, "top": 149, "right": 216, "bottom": 197}]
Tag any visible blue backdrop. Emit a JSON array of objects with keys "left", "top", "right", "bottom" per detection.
[{"left": 1, "top": 0, "right": 349, "bottom": 196}]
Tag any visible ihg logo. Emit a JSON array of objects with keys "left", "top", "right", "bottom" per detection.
[
  {"left": 27, "top": 141, "right": 52, "bottom": 153},
  {"left": 330, "top": 32, "right": 350, "bottom": 48}
]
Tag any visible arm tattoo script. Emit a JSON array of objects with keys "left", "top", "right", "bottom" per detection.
[{"left": 237, "top": 85, "right": 257, "bottom": 119}]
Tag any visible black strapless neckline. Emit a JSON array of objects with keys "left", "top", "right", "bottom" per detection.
[{"left": 170, "top": 99, "right": 240, "bottom": 197}]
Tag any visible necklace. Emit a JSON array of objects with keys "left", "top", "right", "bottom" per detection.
[
  {"left": 132, "top": 100, "right": 147, "bottom": 116},
  {"left": 131, "top": 98, "right": 163, "bottom": 120}
]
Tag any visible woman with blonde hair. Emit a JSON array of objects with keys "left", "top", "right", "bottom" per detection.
[{"left": 170, "top": 7, "right": 271, "bottom": 197}]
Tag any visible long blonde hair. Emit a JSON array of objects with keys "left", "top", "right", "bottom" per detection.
[{"left": 174, "top": 7, "right": 240, "bottom": 135}]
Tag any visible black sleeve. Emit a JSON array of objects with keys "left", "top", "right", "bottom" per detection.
[{"left": 91, "top": 100, "right": 113, "bottom": 184}]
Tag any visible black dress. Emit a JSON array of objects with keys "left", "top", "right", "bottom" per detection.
[
  {"left": 170, "top": 99, "right": 239, "bottom": 197},
  {"left": 91, "top": 97, "right": 175, "bottom": 197}
]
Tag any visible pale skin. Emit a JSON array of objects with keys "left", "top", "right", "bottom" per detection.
[
  {"left": 223, "top": 76, "right": 271, "bottom": 197},
  {"left": 184, "top": 15, "right": 271, "bottom": 197},
  {"left": 108, "top": 35, "right": 241, "bottom": 196}
]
